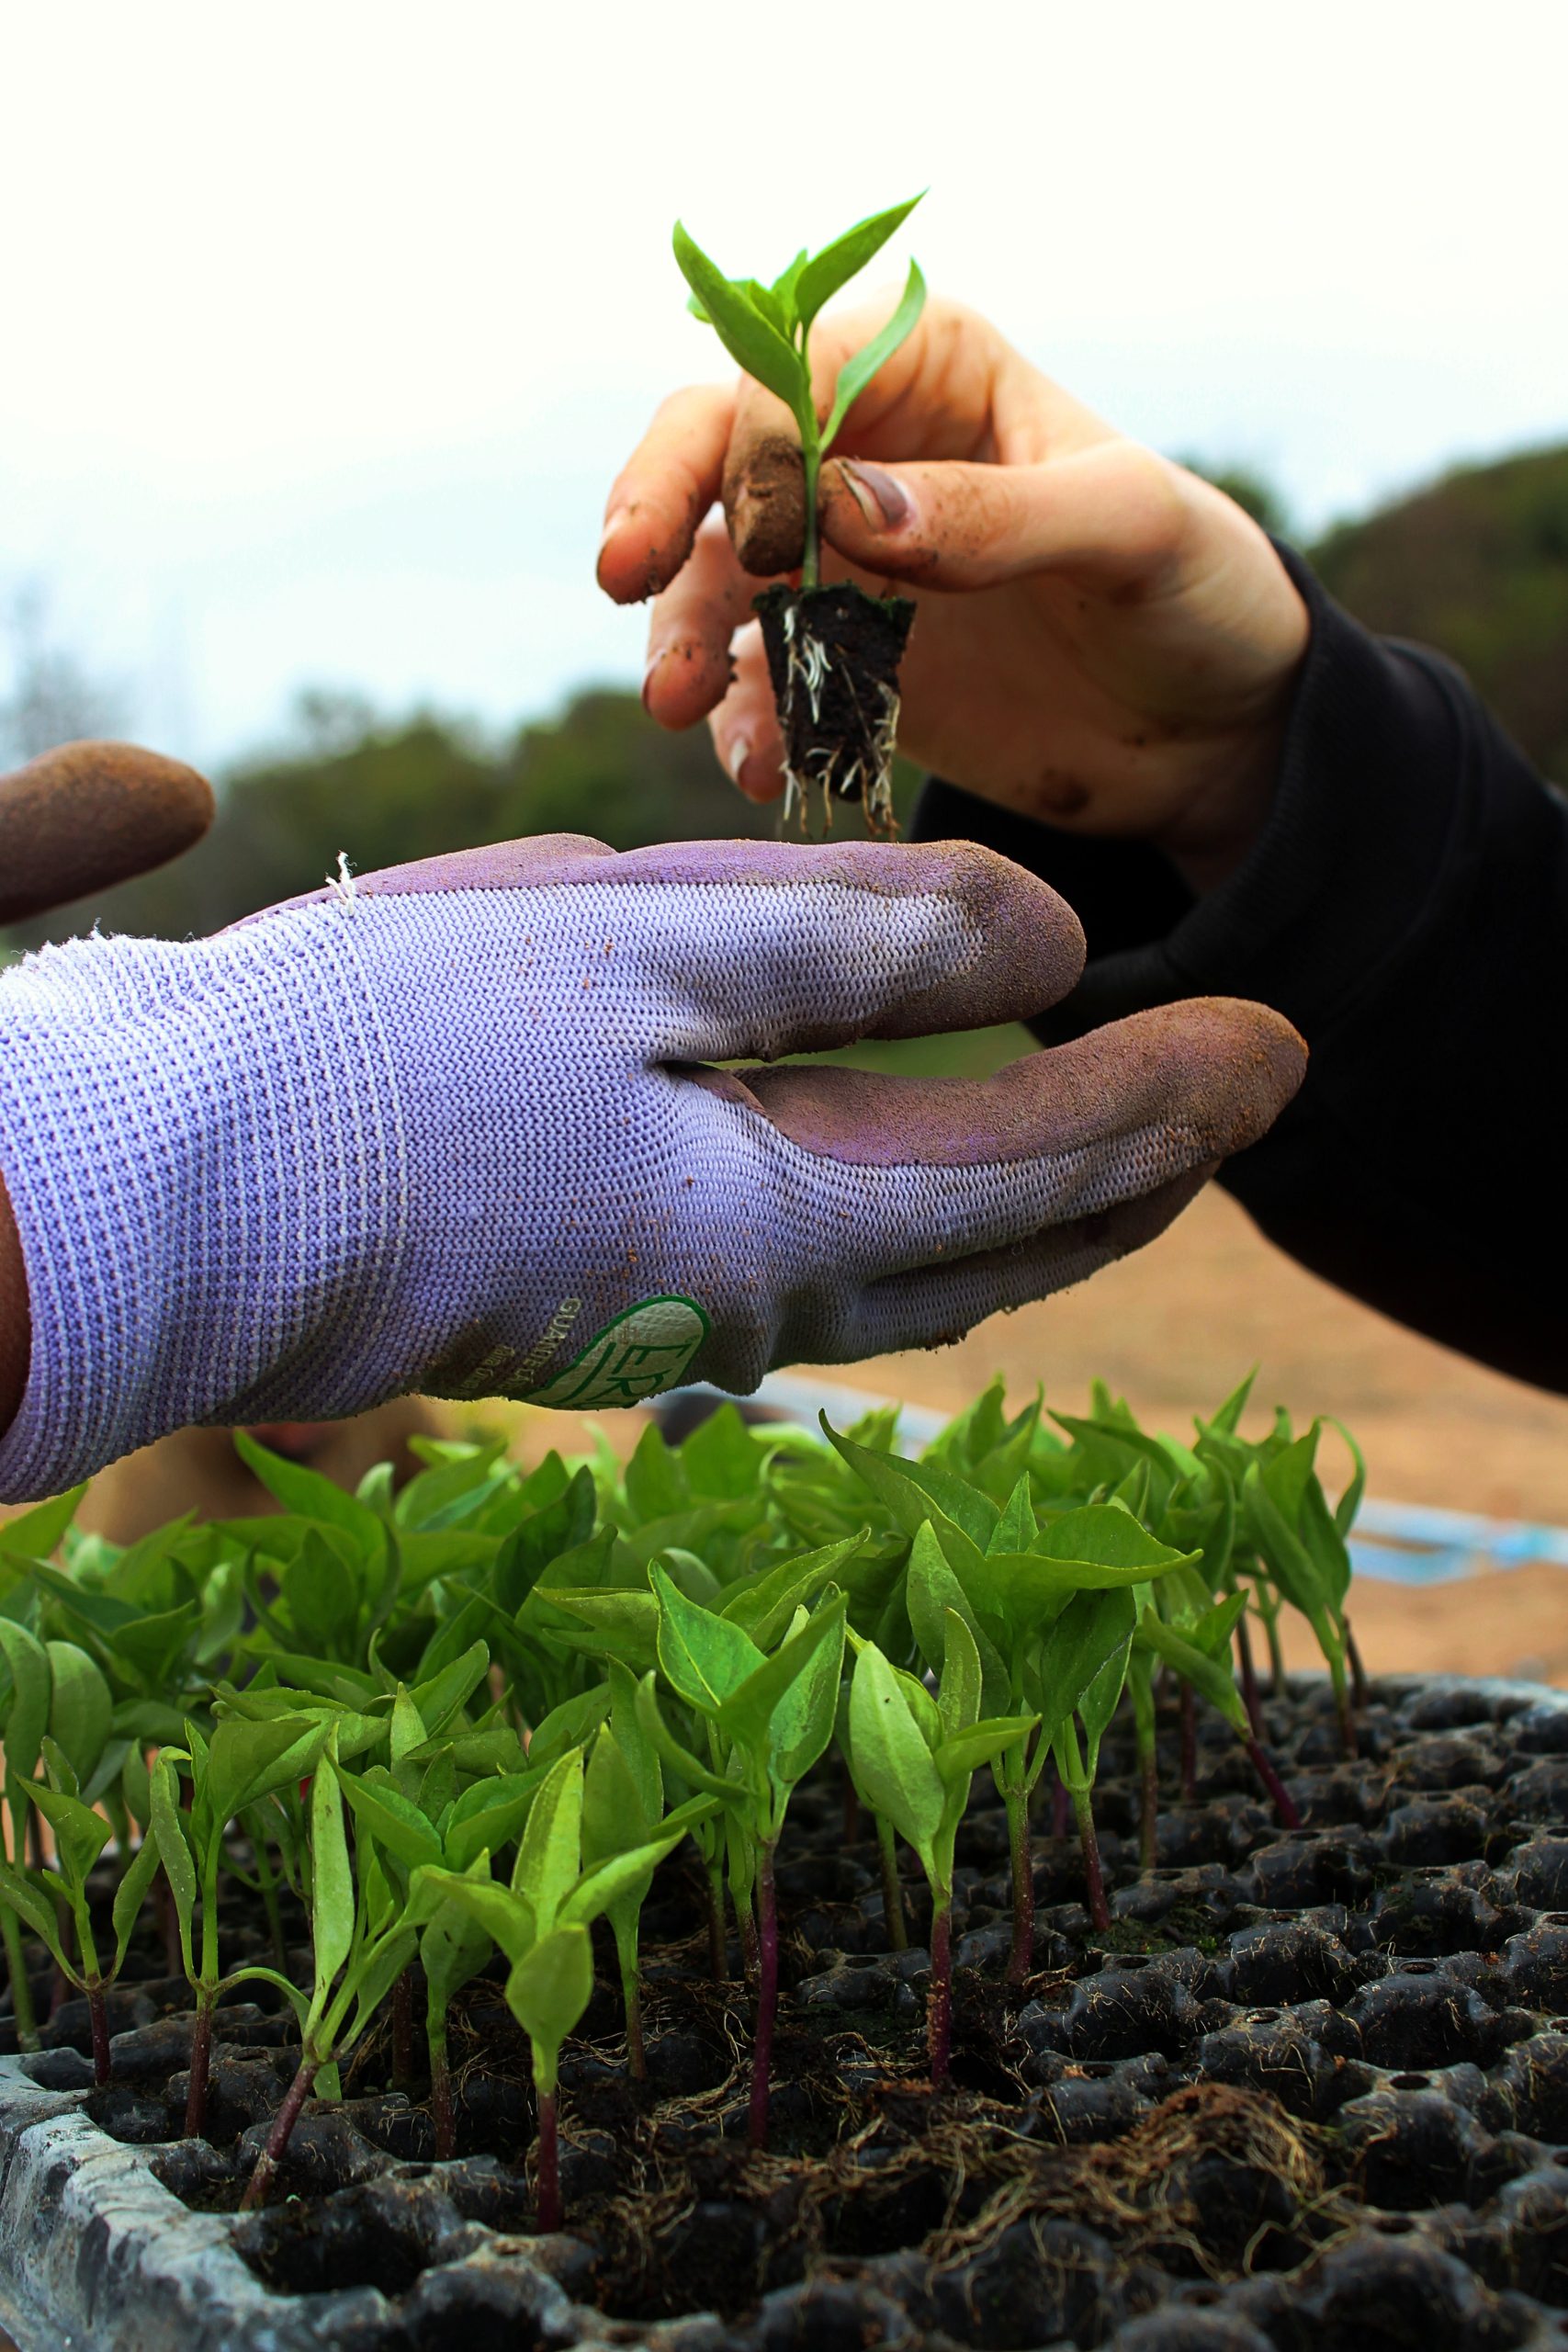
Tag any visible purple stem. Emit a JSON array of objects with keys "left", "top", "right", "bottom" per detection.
[
  {"left": 535, "top": 2085, "right": 561, "bottom": 2232},
  {"left": 184, "top": 1991, "right": 214, "bottom": 2137},
  {"left": 430, "top": 2025, "right": 455, "bottom": 2161},
  {"left": 928, "top": 1899, "right": 953, "bottom": 2087},
  {"left": 1347, "top": 1621, "right": 1370, "bottom": 1710},
  {"left": 1005, "top": 1787, "right": 1034, "bottom": 1984},
  {"left": 1179, "top": 1682, "right": 1198, "bottom": 1800},
  {"left": 1245, "top": 1734, "right": 1301, "bottom": 1829},
  {"left": 748, "top": 1840, "right": 779, "bottom": 2150},
  {"left": 88, "top": 1982, "right": 111, "bottom": 2087},
  {"left": 1071, "top": 1788, "right": 1111, "bottom": 1932},
  {"left": 240, "top": 2056, "right": 318, "bottom": 2211},
  {"left": 1235, "top": 1613, "right": 1266, "bottom": 1740}
]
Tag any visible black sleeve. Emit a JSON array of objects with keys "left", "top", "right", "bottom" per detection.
[{"left": 911, "top": 545, "right": 1568, "bottom": 1394}]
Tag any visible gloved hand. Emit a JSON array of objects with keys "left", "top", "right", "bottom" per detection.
[
  {"left": 0, "top": 830, "right": 1304, "bottom": 1501},
  {"left": 0, "top": 740, "right": 214, "bottom": 1456}
]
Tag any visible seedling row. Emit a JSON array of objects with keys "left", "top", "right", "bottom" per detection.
[{"left": 0, "top": 1374, "right": 1363, "bottom": 2227}]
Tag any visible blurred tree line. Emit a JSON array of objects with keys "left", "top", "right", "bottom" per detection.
[{"left": 5, "top": 435, "right": 1566, "bottom": 952}]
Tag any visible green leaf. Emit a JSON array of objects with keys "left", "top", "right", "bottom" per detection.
[
  {"left": 204, "top": 1715, "right": 326, "bottom": 1828},
  {"left": 713, "top": 1592, "right": 846, "bottom": 1759},
  {"left": 672, "top": 223, "right": 809, "bottom": 422},
  {"left": 419, "top": 1894, "right": 494, "bottom": 2014},
  {"left": 937, "top": 1609, "right": 983, "bottom": 1741},
  {"left": 443, "top": 1768, "right": 548, "bottom": 1874},
  {"left": 651, "top": 1564, "right": 764, "bottom": 1716},
  {"left": 512, "top": 1749, "right": 583, "bottom": 1936},
  {"left": 0, "top": 1620, "right": 51, "bottom": 1783},
  {"left": 990, "top": 1476, "right": 1039, "bottom": 1555},
  {"left": 1078, "top": 1643, "right": 1132, "bottom": 1775},
  {"left": 905, "top": 1523, "right": 1009, "bottom": 1709},
  {"left": 526, "top": 1684, "right": 613, "bottom": 1772},
  {"left": 505, "top": 1923, "right": 594, "bottom": 2078},
  {"left": 605, "top": 1659, "right": 660, "bottom": 1822},
  {"left": 766, "top": 1603, "right": 847, "bottom": 1792},
  {"left": 719, "top": 1532, "right": 867, "bottom": 1650},
  {"left": 0, "top": 1487, "right": 85, "bottom": 1560},
  {"left": 821, "top": 259, "right": 927, "bottom": 450},
  {"left": 339, "top": 1770, "right": 445, "bottom": 1871},
  {"left": 149, "top": 1752, "right": 197, "bottom": 1965},
  {"left": 795, "top": 193, "right": 924, "bottom": 331},
  {"left": 623, "top": 1421, "right": 688, "bottom": 1524},
  {"left": 1135, "top": 1609, "right": 1248, "bottom": 1735},
  {"left": 410, "top": 1865, "right": 535, "bottom": 1966},
  {"left": 341, "top": 1924, "right": 419, "bottom": 2052},
  {"left": 827, "top": 1423, "right": 997, "bottom": 1554},
  {"left": 933, "top": 1712, "right": 1040, "bottom": 1782},
  {"left": 112, "top": 1833, "right": 163, "bottom": 1972},
  {"left": 582, "top": 1724, "right": 653, "bottom": 1868},
  {"left": 0, "top": 1858, "right": 67, "bottom": 1965},
  {"left": 847, "top": 1643, "right": 942, "bottom": 1862},
  {"left": 1037, "top": 1588, "right": 1138, "bottom": 1736},
  {"left": 232, "top": 1430, "right": 387, "bottom": 1555},
  {"left": 44, "top": 1641, "right": 112, "bottom": 1784},
  {"left": 633, "top": 1675, "right": 737, "bottom": 1804},
  {"left": 408, "top": 1640, "right": 491, "bottom": 1737},
  {"left": 536, "top": 1587, "right": 660, "bottom": 1674},
  {"left": 563, "top": 1818, "right": 707, "bottom": 1928},
  {"left": 21, "top": 1770, "right": 111, "bottom": 1885},
  {"left": 310, "top": 1760, "right": 357, "bottom": 1993}
]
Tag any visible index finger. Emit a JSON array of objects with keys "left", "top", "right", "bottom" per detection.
[{"left": 598, "top": 382, "right": 736, "bottom": 605}]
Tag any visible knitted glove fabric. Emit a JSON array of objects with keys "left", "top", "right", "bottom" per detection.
[{"left": 0, "top": 833, "right": 1304, "bottom": 1500}]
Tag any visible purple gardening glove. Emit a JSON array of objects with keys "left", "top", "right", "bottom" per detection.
[{"left": 0, "top": 832, "right": 1303, "bottom": 1500}]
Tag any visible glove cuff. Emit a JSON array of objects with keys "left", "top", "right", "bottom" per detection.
[{"left": 0, "top": 913, "right": 410, "bottom": 1500}]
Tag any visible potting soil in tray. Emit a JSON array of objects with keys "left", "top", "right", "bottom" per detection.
[{"left": 16, "top": 1672, "right": 1568, "bottom": 2352}]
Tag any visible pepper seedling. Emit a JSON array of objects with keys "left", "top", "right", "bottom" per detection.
[
  {"left": 846, "top": 1620, "right": 1035, "bottom": 2084},
  {"left": 583, "top": 1662, "right": 718, "bottom": 2078},
  {"left": 830, "top": 1424, "right": 1194, "bottom": 1965},
  {"left": 635, "top": 1563, "right": 849, "bottom": 2146},
  {"left": 335, "top": 1689, "right": 558, "bottom": 2157},
  {"left": 409, "top": 1747, "right": 713, "bottom": 2229},
  {"left": 151, "top": 1713, "right": 333, "bottom": 2134},
  {"left": 0, "top": 1735, "right": 159, "bottom": 2084},
  {"left": 238, "top": 1735, "right": 427, "bottom": 2211},
  {"left": 673, "top": 197, "right": 927, "bottom": 835}
]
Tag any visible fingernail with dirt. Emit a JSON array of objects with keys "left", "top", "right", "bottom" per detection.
[
  {"left": 727, "top": 734, "right": 751, "bottom": 786},
  {"left": 640, "top": 649, "right": 668, "bottom": 712},
  {"left": 839, "top": 458, "right": 912, "bottom": 532}
]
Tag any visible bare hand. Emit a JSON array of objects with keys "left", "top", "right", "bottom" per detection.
[{"left": 599, "top": 297, "right": 1309, "bottom": 890}]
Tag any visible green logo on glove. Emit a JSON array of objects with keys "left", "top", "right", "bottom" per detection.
[{"left": 526, "top": 1295, "right": 710, "bottom": 1410}]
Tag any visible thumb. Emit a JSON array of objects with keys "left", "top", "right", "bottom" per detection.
[
  {"left": 0, "top": 742, "right": 214, "bottom": 924},
  {"left": 818, "top": 440, "right": 1185, "bottom": 594}
]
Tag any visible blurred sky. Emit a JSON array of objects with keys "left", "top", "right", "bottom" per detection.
[{"left": 2, "top": 0, "right": 1564, "bottom": 771}]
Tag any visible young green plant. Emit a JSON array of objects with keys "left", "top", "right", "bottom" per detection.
[
  {"left": 409, "top": 1747, "right": 711, "bottom": 2229},
  {"left": 636, "top": 1563, "right": 849, "bottom": 2146},
  {"left": 238, "top": 1735, "right": 427, "bottom": 2211},
  {"left": 0, "top": 1736, "right": 159, "bottom": 2083},
  {"left": 673, "top": 198, "right": 927, "bottom": 832},
  {"left": 847, "top": 1620, "right": 1035, "bottom": 2084},
  {"left": 151, "top": 1714, "right": 333, "bottom": 2135}
]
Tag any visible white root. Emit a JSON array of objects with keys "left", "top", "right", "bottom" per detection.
[{"left": 778, "top": 615, "right": 901, "bottom": 837}]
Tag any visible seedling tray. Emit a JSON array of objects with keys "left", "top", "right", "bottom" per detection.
[{"left": 5, "top": 1671, "right": 1568, "bottom": 2351}]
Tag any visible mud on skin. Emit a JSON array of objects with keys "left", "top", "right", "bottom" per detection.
[{"left": 12, "top": 1675, "right": 1568, "bottom": 2349}]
